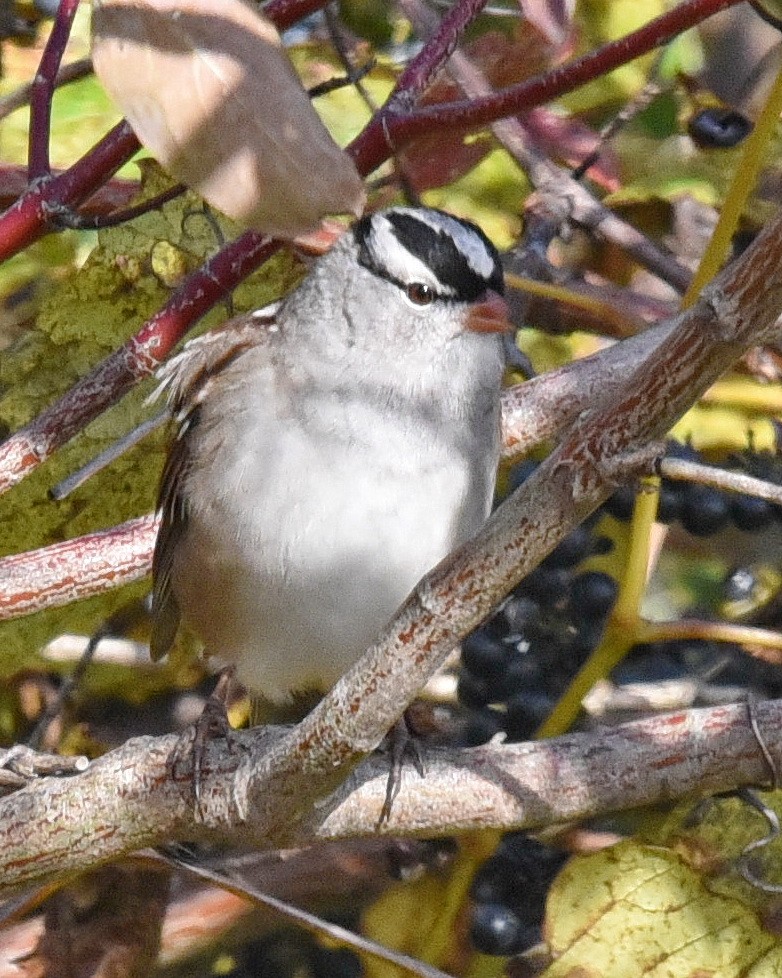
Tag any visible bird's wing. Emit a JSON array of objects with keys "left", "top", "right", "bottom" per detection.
[{"left": 150, "top": 313, "right": 275, "bottom": 660}]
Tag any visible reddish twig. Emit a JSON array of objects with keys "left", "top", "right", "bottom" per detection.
[
  {"left": 54, "top": 182, "right": 187, "bottom": 230},
  {"left": 28, "top": 0, "right": 81, "bottom": 180},
  {"left": 0, "top": 514, "right": 157, "bottom": 620},
  {"left": 0, "top": 121, "right": 141, "bottom": 264},
  {"left": 0, "top": 233, "right": 279, "bottom": 494},
  {"left": 387, "top": 0, "right": 489, "bottom": 110},
  {"left": 0, "top": 165, "right": 138, "bottom": 214},
  {"left": 350, "top": 0, "right": 744, "bottom": 175}
]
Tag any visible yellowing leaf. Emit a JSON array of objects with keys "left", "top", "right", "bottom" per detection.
[
  {"left": 543, "top": 840, "right": 777, "bottom": 978},
  {"left": 91, "top": 0, "right": 366, "bottom": 237}
]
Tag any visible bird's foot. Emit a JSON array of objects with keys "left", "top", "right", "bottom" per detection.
[
  {"left": 379, "top": 711, "right": 427, "bottom": 826},
  {"left": 171, "top": 667, "right": 238, "bottom": 816}
]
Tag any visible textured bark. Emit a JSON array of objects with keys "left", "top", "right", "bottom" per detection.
[{"left": 0, "top": 700, "right": 778, "bottom": 892}]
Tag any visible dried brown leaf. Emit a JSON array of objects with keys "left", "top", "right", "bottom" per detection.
[
  {"left": 20, "top": 865, "right": 170, "bottom": 978},
  {"left": 91, "top": 0, "right": 366, "bottom": 238}
]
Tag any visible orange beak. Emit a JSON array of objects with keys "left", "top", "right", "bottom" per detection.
[{"left": 466, "top": 290, "right": 511, "bottom": 333}]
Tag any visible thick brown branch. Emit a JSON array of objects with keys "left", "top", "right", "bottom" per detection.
[{"left": 0, "top": 700, "right": 778, "bottom": 892}]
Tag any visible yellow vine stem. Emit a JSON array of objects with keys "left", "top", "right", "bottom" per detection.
[
  {"left": 536, "top": 481, "right": 659, "bottom": 738},
  {"left": 503, "top": 271, "right": 641, "bottom": 334},
  {"left": 638, "top": 620, "right": 782, "bottom": 662},
  {"left": 682, "top": 63, "right": 782, "bottom": 305},
  {"left": 537, "top": 59, "right": 782, "bottom": 740}
]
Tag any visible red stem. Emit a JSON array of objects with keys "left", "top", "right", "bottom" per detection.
[
  {"left": 0, "top": 122, "right": 140, "bottom": 263},
  {"left": 0, "top": 234, "right": 279, "bottom": 494},
  {"left": 388, "top": 0, "right": 489, "bottom": 110},
  {"left": 350, "top": 0, "right": 744, "bottom": 175},
  {"left": 0, "top": 165, "right": 139, "bottom": 213},
  {"left": 28, "top": 0, "right": 81, "bottom": 179}
]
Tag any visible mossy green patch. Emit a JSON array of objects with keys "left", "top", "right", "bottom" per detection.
[{"left": 0, "top": 160, "right": 301, "bottom": 675}]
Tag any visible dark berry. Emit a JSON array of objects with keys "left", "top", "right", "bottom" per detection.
[
  {"left": 603, "top": 484, "right": 636, "bottom": 520},
  {"left": 688, "top": 108, "right": 752, "bottom": 149},
  {"left": 495, "top": 833, "right": 568, "bottom": 907},
  {"left": 460, "top": 709, "right": 504, "bottom": 746},
  {"left": 542, "top": 526, "right": 594, "bottom": 569},
  {"left": 462, "top": 630, "right": 509, "bottom": 678},
  {"left": 729, "top": 493, "right": 775, "bottom": 532},
  {"left": 567, "top": 619, "right": 607, "bottom": 660},
  {"left": 458, "top": 671, "right": 492, "bottom": 709},
  {"left": 680, "top": 484, "right": 730, "bottom": 536},
  {"left": 591, "top": 534, "right": 614, "bottom": 556},
  {"left": 504, "top": 691, "right": 555, "bottom": 741},
  {"left": 569, "top": 571, "right": 618, "bottom": 620},
  {"left": 657, "top": 482, "right": 683, "bottom": 523},
  {"left": 502, "top": 652, "right": 545, "bottom": 696},
  {"left": 471, "top": 863, "right": 513, "bottom": 904},
  {"left": 501, "top": 596, "right": 540, "bottom": 635},
  {"left": 517, "top": 567, "right": 571, "bottom": 606},
  {"left": 615, "top": 644, "right": 683, "bottom": 683},
  {"left": 470, "top": 904, "right": 526, "bottom": 956}
]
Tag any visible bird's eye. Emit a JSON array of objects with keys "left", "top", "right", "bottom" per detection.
[{"left": 405, "top": 282, "right": 435, "bottom": 306}]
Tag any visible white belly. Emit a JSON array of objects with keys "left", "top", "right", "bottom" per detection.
[{"left": 173, "top": 353, "right": 500, "bottom": 701}]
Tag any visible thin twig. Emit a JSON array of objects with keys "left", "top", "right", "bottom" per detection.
[
  {"left": 50, "top": 412, "right": 168, "bottom": 500},
  {"left": 398, "top": 0, "right": 691, "bottom": 291},
  {"left": 51, "top": 183, "right": 187, "bottom": 231},
  {"left": 661, "top": 457, "right": 782, "bottom": 505},
  {"left": 28, "top": 0, "right": 80, "bottom": 179},
  {"left": 161, "top": 853, "right": 455, "bottom": 978},
  {"left": 0, "top": 514, "right": 158, "bottom": 620},
  {"left": 0, "top": 234, "right": 279, "bottom": 494},
  {"left": 0, "top": 57, "right": 92, "bottom": 123}
]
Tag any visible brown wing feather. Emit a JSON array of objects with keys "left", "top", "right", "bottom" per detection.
[{"left": 150, "top": 314, "right": 274, "bottom": 660}]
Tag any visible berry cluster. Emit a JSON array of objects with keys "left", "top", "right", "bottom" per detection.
[
  {"left": 618, "top": 632, "right": 782, "bottom": 703},
  {"left": 605, "top": 442, "right": 782, "bottom": 536},
  {"left": 458, "top": 460, "right": 618, "bottom": 745},
  {"left": 469, "top": 833, "right": 568, "bottom": 956},
  {"left": 460, "top": 442, "right": 782, "bottom": 956}
]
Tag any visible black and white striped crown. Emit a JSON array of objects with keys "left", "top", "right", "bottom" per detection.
[{"left": 353, "top": 207, "right": 504, "bottom": 303}]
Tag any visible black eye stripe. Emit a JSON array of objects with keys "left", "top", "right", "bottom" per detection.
[{"left": 354, "top": 208, "right": 504, "bottom": 303}]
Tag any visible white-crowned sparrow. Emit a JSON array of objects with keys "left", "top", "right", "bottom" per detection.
[{"left": 151, "top": 207, "right": 510, "bottom": 702}]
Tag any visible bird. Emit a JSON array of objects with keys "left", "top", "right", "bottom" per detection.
[{"left": 150, "top": 206, "right": 510, "bottom": 707}]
